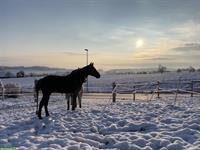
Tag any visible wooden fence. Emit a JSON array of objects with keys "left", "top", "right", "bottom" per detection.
[{"left": 112, "top": 79, "right": 200, "bottom": 102}]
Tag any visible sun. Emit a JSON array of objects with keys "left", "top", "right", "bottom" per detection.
[{"left": 136, "top": 39, "right": 144, "bottom": 48}]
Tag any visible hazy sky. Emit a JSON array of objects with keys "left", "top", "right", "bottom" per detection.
[{"left": 0, "top": 0, "right": 200, "bottom": 70}]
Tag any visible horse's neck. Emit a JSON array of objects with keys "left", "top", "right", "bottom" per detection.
[
  {"left": 78, "top": 71, "right": 88, "bottom": 84},
  {"left": 70, "top": 70, "right": 87, "bottom": 84},
  {"left": 67, "top": 67, "right": 88, "bottom": 84}
]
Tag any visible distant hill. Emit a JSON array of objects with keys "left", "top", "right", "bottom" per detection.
[
  {"left": 0, "top": 66, "right": 72, "bottom": 78},
  {"left": 0, "top": 66, "right": 67, "bottom": 71},
  {"left": 105, "top": 68, "right": 157, "bottom": 74}
]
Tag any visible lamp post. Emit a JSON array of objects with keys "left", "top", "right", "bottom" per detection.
[
  {"left": 84, "top": 49, "right": 88, "bottom": 92},
  {"left": 84, "top": 49, "right": 88, "bottom": 66}
]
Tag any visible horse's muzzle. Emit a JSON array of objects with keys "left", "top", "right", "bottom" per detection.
[{"left": 96, "top": 74, "right": 100, "bottom": 78}]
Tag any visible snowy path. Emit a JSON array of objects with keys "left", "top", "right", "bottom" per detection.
[{"left": 0, "top": 95, "right": 200, "bottom": 150}]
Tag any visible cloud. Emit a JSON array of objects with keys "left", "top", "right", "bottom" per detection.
[
  {"left": 62, "top": 52, "right": 85, "bottom": 56},
  {"left": 143, "top": 57, "right": 175, "bottom": 61},
  {"left": 172, "top": 43, "right": 200, "bottom": 52},
  {"left": 169, "top": 20, "right": 200, "bottom": 37}
]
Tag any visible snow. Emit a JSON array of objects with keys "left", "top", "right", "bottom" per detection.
[
  {"left": 0, "top": 72, "right": 200, "bottom": 149},
  {"left": 0, "top": 94, "right": 200, "bottom": 149}
]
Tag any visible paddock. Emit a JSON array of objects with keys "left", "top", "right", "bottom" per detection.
[{"left": 1, "top": 75, "right": 200, "bottom": 149}]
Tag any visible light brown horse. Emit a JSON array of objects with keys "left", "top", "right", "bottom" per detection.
[{"left": 65, "top": 86, "right": 83, "bottom": 110}]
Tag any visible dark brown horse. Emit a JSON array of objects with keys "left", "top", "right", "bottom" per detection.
[{"left": 35, "top": 63, "right": 100, "bottom": 119}]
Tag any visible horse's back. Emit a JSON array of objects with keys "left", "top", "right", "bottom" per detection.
[
  {"left": 43, "top": 75, "right": 62, "bottom": 80},
  {"left": 39, "top": 75, "right": 79, "bottom": 93}
]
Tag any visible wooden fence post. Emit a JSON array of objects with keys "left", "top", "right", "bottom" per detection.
[
  {"left": 191, "top": 81, "right": 193, "bottom": 97},
  {"left": 112, "top": 82, "right": 116, "bottom": 103},
  {"left": 174, "top": 77, "right": 181, "bottom": 105},
  {"left": 157, "top": 81, "right": 160, "bottom": 98},
  {"left": 0, "top": 79, "right": 5, "bottom": 100},
  {"left": 133, "top": 86, "right": 136, "bottom": 101},
  {"left": 2, "top": 86, "right": 5, "bottom": 101}
]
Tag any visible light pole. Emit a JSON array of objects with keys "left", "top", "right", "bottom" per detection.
[{"left": 84, "top": 49, "right": 88, "bottom": 92}]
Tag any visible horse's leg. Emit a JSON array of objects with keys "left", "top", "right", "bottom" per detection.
[
  {"left": 70, "top": 94, "right": 73, "bottom": 106},
  {"left": 38, "top": 95, "right": 46, "bottom": 119},
  {"left": 44, "top": 94, "right": 50, "bottom": 117},
  {"left": 70, "top": 94, "right": 77, "bottom": 108},
  {"left": 72, "top": 94, "right": 77, "bottom": 110},
  {"left": 78, "top": 94, "right": 81, "bottom": 108},
  {"left": 65, "top": 93, "right": 70, "bottom": 110},
  {"left": 75, "top": 97, "right": 77, "bottom": 108},
  {"left": 78, "top": 89, "right": 83, "bottom": 108},
  {"left": 67, "top": 94, "right": 70, "bottom": 110},
  {"left": 75, "top": 95, "right": 77, "bottom": 108}
]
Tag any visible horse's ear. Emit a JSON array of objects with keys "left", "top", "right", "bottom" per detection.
[{"left": 90, "top": 62, "right": 94, "bottom": 66}]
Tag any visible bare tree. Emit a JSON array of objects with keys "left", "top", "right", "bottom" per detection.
[
  {"left": 177, "top": 68, "right": 182, "bottom": 73},
  {"left": 188, "top": 66, "right": 195, "bottom": 72},
  {"left": 158, "top": 64, "right": 167, "bottom": 73},
  {"left": 17, "top": 71, "right": 25, "bottom": 78}
]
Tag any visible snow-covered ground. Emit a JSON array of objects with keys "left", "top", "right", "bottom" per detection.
[
  {"left": 0, "top": 72, "right": 200, "bottom": 149},
  {"left": 0, "top": 94, "right": 200, "bottom": 150}
]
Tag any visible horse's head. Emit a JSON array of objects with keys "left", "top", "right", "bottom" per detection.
[{"left": 86, "top": 63, "right": 100, "bottom": 78}]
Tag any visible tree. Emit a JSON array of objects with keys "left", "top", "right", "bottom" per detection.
[
  {"left": 16, "top": 71, "right": 25, "bottom": 78},
  {"left": 177, "top": 68, "right": 182, "bottom": 73},
  {"left": 188, "top": 66, "right": 195, "bottom": 72},
  {"left": 158, "top": 64, "right": 167, "bottom": 73}
]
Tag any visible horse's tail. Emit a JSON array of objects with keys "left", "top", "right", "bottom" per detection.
[{"left": 34, "top": 79, "right": 41, "bottom": 114}]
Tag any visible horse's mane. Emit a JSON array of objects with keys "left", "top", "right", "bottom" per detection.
[
  {"left": 69, "top": 64, "right": 90, "bottom": 76},
  {"left": 70, "top": 68, "right": 80, "bottom": 74},
  {"left": 67, "top": 66, "right": 88, "bottom": 82}
]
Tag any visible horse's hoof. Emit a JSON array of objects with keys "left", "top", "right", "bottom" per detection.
[{"left": 38, "top": 114, "right": 42, "bottom": 119}]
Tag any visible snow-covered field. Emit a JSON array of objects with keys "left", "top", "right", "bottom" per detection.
[
  {"left": 0, "top": 72, "right": 200, "bottom": 149},
  {"left": 0, "top": 94, "right": 200, "bottom": 150}
]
